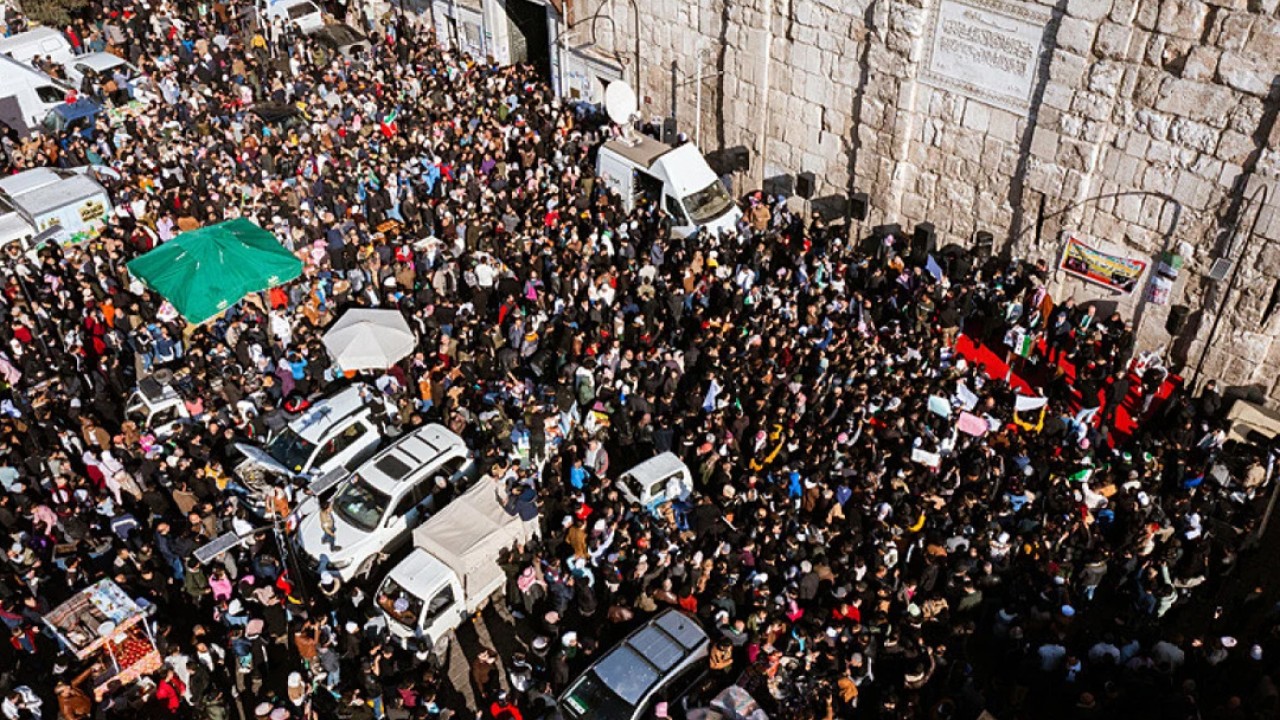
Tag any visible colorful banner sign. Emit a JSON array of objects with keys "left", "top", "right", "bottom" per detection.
[{"left": 1060, "top": 236, "right": 1147, "bottom": 294}]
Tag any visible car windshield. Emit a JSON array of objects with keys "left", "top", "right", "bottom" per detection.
[
  {"left": 682, "top": 179, "right": 734, "bottom": 224},
  {"left": 327, "top": 27, "right": 360, "bottom": 44},
  {"left": 41, "top": 112, "right": 64, "bottom": 133},
  {"left": 288, "top": 3, "right": 316, "bottom": 19},
  {"left": 377, "top": 576, "right": 422, "bottom": 628},
  {"left": 560, "top": 670, "right": 638, "bottom": 720},
  {"left": 266, "top": 428, "right": 316, "bottom": 473},
  {"left": 333, "top": 476, "right": 390, "bottom": 532}
]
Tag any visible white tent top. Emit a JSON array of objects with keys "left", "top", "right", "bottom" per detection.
[
  {"left": 322, "top": 308, "right": 416, "bottom": 371},
  {"left": 410, "top": 479, "right": 538, "bottom": 599}
]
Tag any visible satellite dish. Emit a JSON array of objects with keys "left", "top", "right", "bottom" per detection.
[{"left": 605, "top": 82, "right": 638, "bottom": 127}]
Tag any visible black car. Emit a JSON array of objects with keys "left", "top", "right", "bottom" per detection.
[{"left": 310, "top": 24, "right": 371, "bottom": 61}]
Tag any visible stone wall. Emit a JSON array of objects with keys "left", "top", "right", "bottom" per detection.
[{"left": 571, "top": 0, "right": 1280, "bottom": 403}]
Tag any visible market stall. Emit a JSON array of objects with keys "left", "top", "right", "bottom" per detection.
[{"left": 42, "top": 579, "right": 162, "bottom": 700}]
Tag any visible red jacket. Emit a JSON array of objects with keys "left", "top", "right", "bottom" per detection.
[
  {"left": 490, "top": 701, "right": 523, "bottom": 720},
  {"left": 156, "top": 677, "right": 185, "bottom": 712}
]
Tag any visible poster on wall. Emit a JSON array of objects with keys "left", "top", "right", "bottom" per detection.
[{"left": 1059, "top": 235, "right": 1147, "bottom": 294}]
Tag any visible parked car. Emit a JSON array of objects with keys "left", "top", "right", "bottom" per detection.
[
  {"left": 40, "top": 97, "right": 103, "bottom": 139},
  {"left": 261, "top": 0, "right": 325, "bottom": 34},
  {"left": 559, "top": 609, "right": 710, "bottom": 720},
  {"left": 310, "top": 24, "right": 370, "bottom": 61},
  {"left": 234, "top": 383, "right": 395, "bottom": 489},
  {"left": 124, "top": 375, "right": 192, "bottom": 439},
  {"left": 249, "top": 102, "right": 308, "bottom": 131},
  {"left": 293, "top": 423, "right": 474, "bottom": 581},
  {"left": 615, "top": 452, "right": 694, "bottom": 513},
  {"left": 60, "top": 52, "right": 157, "bottom": 104}
]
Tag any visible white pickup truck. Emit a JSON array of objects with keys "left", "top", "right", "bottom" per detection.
[{"left": 375, "top": 478, "right": 539, "bottom": 659}]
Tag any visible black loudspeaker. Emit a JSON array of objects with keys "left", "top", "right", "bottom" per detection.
[
  {"left": 796, "top": 172, "right": 816, "bottom": 200},
  {"left": 729, "top": 147, "right": 750, "bottom": 172},
  {"left": 849, "top": 191, "right": 869, "bottom": 221},
  {"left": 1166, "top": 304, "right": 1191, "bottom": 336},
  {"left": 974, "top": 230, "right": 994, "bottom": 259},
  {"left": 661, "top": 117, "right": 678, "bottom": 145},
  {"left": 911, "top": 222, "right": 936, "bottom": 264},
  {"left": 872, "top": 223, "right": 901, "bottom": 241}
]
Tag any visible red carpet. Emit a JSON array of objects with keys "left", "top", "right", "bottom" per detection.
[{"left": 953, "top": 333, "right": 1180, "bottom": 441}]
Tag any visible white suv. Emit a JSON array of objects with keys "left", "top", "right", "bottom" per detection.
[
  {"left": 235, "top": 384, "right": 395, "bottom": 489},
  {"left": 294, "top": 424, "right": 472, "bottom": 581}
]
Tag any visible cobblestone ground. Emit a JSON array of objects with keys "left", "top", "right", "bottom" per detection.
[{"left": 443, "top": 599, "right": 525, "bottom": 713}]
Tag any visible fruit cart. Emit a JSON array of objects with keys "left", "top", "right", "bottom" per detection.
[{"left": 42, "top": 579, "right": 162, "bottom": 700}]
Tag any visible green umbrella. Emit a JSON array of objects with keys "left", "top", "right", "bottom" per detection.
[{"left": 126, "top": 218, "right": 302, "bottom": 324}]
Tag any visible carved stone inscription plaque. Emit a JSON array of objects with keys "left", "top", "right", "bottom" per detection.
[{"left": 921, "top": 0, "right": 1051, "bottom": 113}]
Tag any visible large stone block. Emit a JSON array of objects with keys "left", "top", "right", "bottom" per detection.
[
  {"left": 1157, "top": 0, "right": 1209, "bottom": 38},
  {"left": 1136, "top": 109, "right": 1172, "bottom": 139},
  {"left": 987, "top": 108, "right": 1022, "bottom": 143},
  {"left": 1218, "top": 161, "right": 1245, "bottom": 188},
  {"left": 1245, "top": 17, "right": 1280, "bottom": 57},
  {"left": 1173, "top": 171, "right": 1213, "bottom": 210},
  {"left": 1087, "top": 61, "right": 1125, "bottom": 96},
  {"left": 1050, "top": 51, "right": 1090, "bottom": 86},
  {"left": 1215, "top": 130, "right": 1255, "bottom": 165},
  {"left": 1169, "top": 118, "right": 1219, "bottom": 153},
  {"left": 1212, "top": 11, "right": 1254, "bottom": 52},
  {"left": 1153, "top": 79, "right": 1236, "bottom": 122},
  {"left": 1056, "top": 15, "right": 1098, "bottom": 56},
  {"left": 1147, "top": 140, "right": 1175, "bottom": 164},
  {"left": 1227, "top": 97, "right": 1264, "bottom": 135},
  {"left": 1056, "top": 138, "right": 1093, "bottom": 172},
  {"left": 1093, "top": 22, "right": 1132, "bottom": 60},
  {"left": 1075, "top": 90, "right": 1116, "bottom": 122},
  {"left": 1218, "top": 52, "right": 1275, "bottom": 97},
  {"left": 1181, "top": 46, "right": 1220, "bottom": 81},
  {"left": 962, "top": 101, "right": 990, "bottom": 133},
  {"left": 1067, "top": 0, "right": 1113, "bottom": 21},
  {"left": 1042, "top": 81, "right": 1076, "bottom": 111},
  {"left": 1133, "top": 0, "right": 1159, "bottom": 29},
  {"left": 1030, "top": 128, "right": 1061, "bottom": 161}
]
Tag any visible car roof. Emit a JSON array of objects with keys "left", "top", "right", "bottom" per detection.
[
  {"left": 356, "top": 424, "right": 466, "bottom": 495},
  {"left": 384, "top": 547, "right": 451, "bottom": 590},
  {"left": 250, "top": 102, "right": 301, "bottom": 124},
  {"left": 620, "top": 452, "right": 687, "bottom": 483},
  {"left": 288, "top": 385, "right": 373, "bottom": 443},
  {"left": 71, "top": 52, "right": 130, "bottom": 73},
  {"left": 0, "top": 168, "right": 72, "bottom": 197},
  {"left": 1, "top": 173, "right": 104, "bottom": 215},
  {"left": 50, "top": 99, "right": 101, "bottom": 121},
  {"left": 312, "top": 24, "right": 363, "bottom": 44},
  {"left": 0, "top": 27, "right": 65, "bottom": 47},
  {"left": 585, "top": 610, "right": 708, "bottom": 705}
]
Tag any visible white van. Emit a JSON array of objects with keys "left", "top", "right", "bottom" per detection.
[
  {"left": 0, "top": 55, "right": 74, "bottom": 136},
  {"left": 0, "top": 196, "right": 38, "bottom": 251},
  {"left": 0, "top": 167, "right": 112, "bottom": 245},
  {"left": 596, "top": 134, "right": 742, "bottom": 239},
  {"left": 0, "top": 28, "right": 75, "bottom": 66}
]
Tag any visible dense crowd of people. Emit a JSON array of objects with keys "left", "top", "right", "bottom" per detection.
[{"left": 0, "top": 2, "right": 1277, "bottom": 720}]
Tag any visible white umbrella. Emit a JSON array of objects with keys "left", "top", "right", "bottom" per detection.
[{"left": 322, "top": 308, "right": 416, "bottom": 371}]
